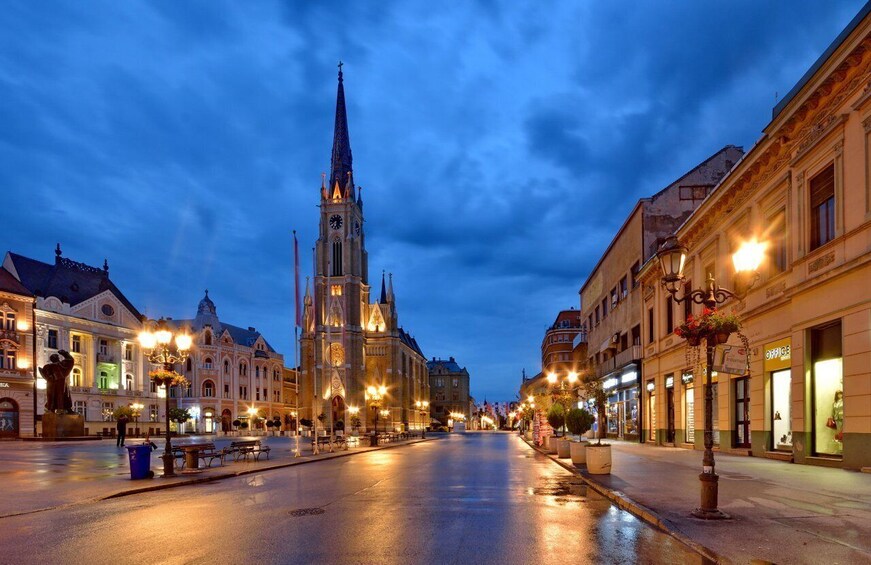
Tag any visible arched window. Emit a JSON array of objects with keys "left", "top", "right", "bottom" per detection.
[
  {"left": 186, "top": 358, "right": 193, "bottom": 372},
  {"left": 204, "top": 357, "right": 213, "bottom": 369},
  {"left": 224, "top": 360, "right": 230, "bottom": 375},
  {"left": 204, "top": 331, "right": 212, "bottom": 346},
  {"left": 331, "top": 240, "right": 343, "bottom": 276},
  {"left": 203, "top": 380, "right": 215, "bottom": 397},
  {"left": 70, "top": 367, "right": 82, "bottom": 387},
  {"left": 255, "top": 366, "right": 260, "bottom": 379},
  {"left": 239, "top": 363, "right": 247, "bottom": 376},
  {"left": 126, "top": 374, "right": 133, "bottom": 390}
]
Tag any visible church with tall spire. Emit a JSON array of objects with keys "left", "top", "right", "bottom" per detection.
[{"left": 299, "top": 64, "right": 429, "bottom": 435}]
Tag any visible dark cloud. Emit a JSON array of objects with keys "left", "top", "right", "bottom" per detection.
[{"left": 0, "top": 0, "right": 864, "bottom": 401}]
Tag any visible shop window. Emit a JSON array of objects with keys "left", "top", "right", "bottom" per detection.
[
  {"left": 812, "top": 321, "right": 843, "bottom": 456},
  {"left": 772, "top": 369, "right": 792, "bottom": 450},
  {"left": 810, "top": 164, "right": 835, "bottom": 250},
  {"left": 685, "top": 383, "right": 695, "bottom": 443},
  {"left": 711, "top": 382, "right": 720, "bottom": 446}
]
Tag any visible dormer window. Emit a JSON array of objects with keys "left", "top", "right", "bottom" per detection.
[{"left": 204, "top": 331, "right": 212, "bottom": 346}]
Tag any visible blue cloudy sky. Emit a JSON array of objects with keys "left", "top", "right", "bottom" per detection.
[{"left": 1, "top": 1, "right": 865, "bottom": 401}]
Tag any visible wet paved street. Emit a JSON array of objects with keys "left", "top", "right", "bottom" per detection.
[{"left": 0, "top": 433, "right": 703, "bottom": 564}]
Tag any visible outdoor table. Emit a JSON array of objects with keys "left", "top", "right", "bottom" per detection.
[{"left": 180, "top": 443, "right": 212, "bottom": 474}]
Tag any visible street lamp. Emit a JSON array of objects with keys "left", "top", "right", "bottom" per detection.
[
  {"left": 656, "top": 235, "right": 764, "bottom": 520},
  {"left": 415, "top": 400, "right": 429, "bottom": 438},
  {"left": 366, "top": 385, "right": 387, "bottom": 446},
  {"left": 138, "top": 318, "right": 192, "bottom": 478},
  {"left": 247, "top": 406, "right": 258, "bottom": 435}
]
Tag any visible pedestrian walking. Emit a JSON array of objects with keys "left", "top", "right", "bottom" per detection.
[{"left": 116, "top": 414, "right": 129, "bottom": 447}]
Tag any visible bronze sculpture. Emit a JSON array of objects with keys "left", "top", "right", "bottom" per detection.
[{"left": 39, "top": 350, "right": 74, "bottom": 413}]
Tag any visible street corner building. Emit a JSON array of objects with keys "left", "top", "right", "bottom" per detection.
[
  {"left": 636, "top": 6, "right": 871, "bottom": 470},
  {"left": 162, "top": 291, "right": 295, "bottom": 434},
  {"left": 3, "top": 246, "right": 149, "bottom": 437},
  {"left": 299, "top": 67, "right": 429, "bottom": 434},
  {"left": 0, "top": 246, "right": 296, "bottom": 439},
  {"left": 581, "top": 146, "right": 743, "bottom": 443}
]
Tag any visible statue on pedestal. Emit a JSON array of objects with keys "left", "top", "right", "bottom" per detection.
[{"left": 39, "top": 350, "right": 75, "bottom": 413}]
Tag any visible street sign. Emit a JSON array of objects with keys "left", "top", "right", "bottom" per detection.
[{"left": 712, "top": 344, "right": 749, "bottom": 375}]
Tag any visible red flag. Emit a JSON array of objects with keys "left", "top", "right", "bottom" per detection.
[{"left": 294, "top": 231, "right": 301, "bottom": 328}]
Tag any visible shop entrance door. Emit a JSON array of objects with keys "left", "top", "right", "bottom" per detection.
[
  {"left": 666, "top": 388, "right": 675, "bottom": 443},
  {"left": 734, "top": 377, "right": 750, "bottom": 448},
  {"left": 0, "top": 398, "right": 19, "bottom": 439}
]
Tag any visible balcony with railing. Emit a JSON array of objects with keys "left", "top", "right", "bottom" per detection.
[
  {"left": 594, "top": 345, "right": 642, "bottom": 379},
  {"left": 96, "top": 353, "right": 116, "bottom": 364}
]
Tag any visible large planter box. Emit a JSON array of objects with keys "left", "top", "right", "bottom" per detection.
[
  {"left": 586, "top": 444, "right": 612, "bottom": 474},
  {"left": 570, "top": 441, "right": 587, "bottom": 465},
  {"left": 524, "top": 430, "right": 532, "bottom": 441},
  {"left": 556, "top": 438, "right": 571, "bottom": 458},
  {"left": 543, "top": 436, "right": 556, "bottom": 453}
]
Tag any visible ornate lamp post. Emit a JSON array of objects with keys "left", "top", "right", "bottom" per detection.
[
  {"left": 131, "top": 402, "right": 144, "bottom": 434},
  {"left": 656, "top": 235, "right": 764, "bottom": 519},
  {"left": 138, "top": 319, "right": 192, "bottom": 478},
  {"left": 415, "top": 400, "right": 429, "bottom": 438},
  {"left": 366, "top": 385, "right": 387, "bottom": 446}
]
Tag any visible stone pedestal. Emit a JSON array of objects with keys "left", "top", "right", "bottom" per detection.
[{"left": 42, "top": 412, "right": 85, "bottom": 439}]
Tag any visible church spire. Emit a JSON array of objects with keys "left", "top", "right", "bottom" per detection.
[
  {"left": 380, "top": 270, "right": 387, "bottom": 304},
  {"left": 329, "top": 61, "right": 353, "bottom": 197}
]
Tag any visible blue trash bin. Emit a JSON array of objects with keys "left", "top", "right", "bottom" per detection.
[{"left": 126, "top": 444, "right": 153, "bottom": 480}]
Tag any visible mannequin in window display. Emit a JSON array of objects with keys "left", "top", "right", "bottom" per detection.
[{"left": 832, "top": 390, "right": 844, "bottom": 453}]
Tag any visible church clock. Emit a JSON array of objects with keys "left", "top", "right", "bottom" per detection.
[{"left": 329, "top": 214, "right": 343, "bottom": 230}]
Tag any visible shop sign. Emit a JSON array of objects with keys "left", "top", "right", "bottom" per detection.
[
  {"left": 0, "top": 382, "right": 9, "bottom": 388},
  {"left": 665, "top": 376, "right": 674, "bottom": 388},
  {"left": 712, "top": 345, "right": 749, "bottom": 375},
  {"left": 763, "top": 338, "right": 791, "bottom": 372},
  {"left": 681, "top": 372, "right": 693, "bottom": 385},
  {"left": 603, "top": 377, "right": 619, "bottom": 389}
]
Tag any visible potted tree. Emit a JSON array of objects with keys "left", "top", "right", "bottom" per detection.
[
  {"left": 583, "top": 377, "right": 611, "bottom": 474},
  {"left": 232, "top": 419, "right": 241, "bottom": 436},
  {"left": 350, "top": 415, "right": 361, "bottom": 436},
  {"left": 265, "top": 419, "right": 275, "bottom": 436},
  {"left": 545, "top": 403, "right": 565, "bottom": 454},
  {"left": 316, "top": 413, "right": 327, "bottom": 436},
  {"left": 300, "top": 418, "right": 313, "bottom": 437},
  {"left": 566, "top": 407, "right": 595, "bottom": 465}
]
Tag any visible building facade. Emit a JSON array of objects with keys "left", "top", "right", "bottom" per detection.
[
  {"left": 541, "top": 309, "right": 584, "bottom": 378},
  {"left": 638, "top": 6, "right": 871, "bottom": 469},
  {"left": 427, "top": 357, "right": 471, "bottom": 426},
  {"left": 581, "top": 146, "right": 744, "bottom": 442},
  {"left": 300, "top": 67, "right": 429, "bottom": 435},
  {"left": 0, "top": 266, "right": 36, "bottom": 438},
  {"left": 168, "top": 291, "right": 291, "bottom": 434},
  {"left": 3, "top": 247, "right": 158, "bottom": 436}
]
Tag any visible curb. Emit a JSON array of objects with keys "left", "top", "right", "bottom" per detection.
[
  {"left": 519, "top": 436, "right": 724, "bottom": 565},
  {"left": 102, "top": 437, "right": 437, "bottom": 501}
]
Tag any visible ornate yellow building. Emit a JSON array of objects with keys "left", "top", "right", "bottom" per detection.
[
  {"left": 299, "top": 67, "right": 428, "bottom": 434},
  {"left": 638, "top": 6, "right": 871, "bottom": 470}
]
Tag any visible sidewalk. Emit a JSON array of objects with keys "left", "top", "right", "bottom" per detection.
[
  {"left": 527, "top": 437, "right": 871, "bottom": 565},
  {"left": 0, "top": 434, "right": 436, "bottom": 519}
]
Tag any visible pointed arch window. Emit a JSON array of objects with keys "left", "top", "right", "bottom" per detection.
[
  {"left": 331, "top": 240, "right": 343, "bottom": 276},
  {"left": 204, "top": 331, "right": 212, "bottom": 346}
]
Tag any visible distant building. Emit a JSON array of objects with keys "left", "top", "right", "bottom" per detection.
[
  {"left": 427, "top": 357, "right": 471, "bottom": 426},
  {"left": 541, "top": 309, "right": 584, "bottom": 378},
  {"left": 0, "top": 264, "right": 36, "bottom": 438}
]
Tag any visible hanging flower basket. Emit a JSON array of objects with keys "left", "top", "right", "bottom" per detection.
[
  {"left": 148, "top": 369, "right": 188, "bottom": 387},
  {"left": 687, "top": 335, "right": 702, "bottom": 347},
  {"left": 675, "top": 308, "right": 742, "bottom": 345},
  {"left": 715, "top": 332, "right": 730, "bottom": 344}
]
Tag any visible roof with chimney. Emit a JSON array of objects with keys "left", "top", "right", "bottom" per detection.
[
  {"left": 427, "top": 357, "right": 468, "bottom": 375},
  {"left": 5, "top": 246, "right": 142, "bottom": 319}
]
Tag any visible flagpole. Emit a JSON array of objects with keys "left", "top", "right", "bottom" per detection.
[{"left": 293, "top": 230, "right": 301, "bottom": 458}]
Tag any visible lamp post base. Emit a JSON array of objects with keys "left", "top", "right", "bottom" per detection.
[
  {"left": 160, "top": 453, "right": 176, "bottom": 478},
  {"left": 691, "top": 472, "right": 729, "bottom": 519}
]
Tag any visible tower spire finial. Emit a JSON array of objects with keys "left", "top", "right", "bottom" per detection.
[
  {"left": 380, "top": 270, "right": 387, "bottom": 304},
  {"left": 329, "top": 63, "right": 353, "bottom": 197}
]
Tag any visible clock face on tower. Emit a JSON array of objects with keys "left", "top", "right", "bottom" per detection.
[{"left": 329, "top": 214, "right": 343, "bottom": 230}]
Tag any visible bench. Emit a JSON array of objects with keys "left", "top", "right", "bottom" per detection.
[
  {"left": 313, "top": 435, "right": 346, "bottom": 449},
  {"left": 227, "top": 440, "right": 271, "bottom": 462}
]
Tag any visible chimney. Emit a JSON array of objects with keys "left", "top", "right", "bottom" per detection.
[{"left": 248, "top": 327, "right": 256, "bottom": 332}]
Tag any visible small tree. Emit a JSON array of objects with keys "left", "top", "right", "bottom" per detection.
[
  {"left": 566, "top": 407, "right": 595, "bottom": 439},
  {"left": 546, "top": 403, "right": 566, "bottom": 437},
  {"left": 582, "top": 376, "right": 608, "bottom": 445},
  {"left": 232, "top": 419, "right": 241, "bottom": 430},
  {"left": 113, "top": 405, "right": 135, "bottom": 420},
  {"left": 300, "top": 418, "right": 313, "bottom": 429},
  {"left": 168, "top": 407, "right": 191, "bottom": 424}
]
